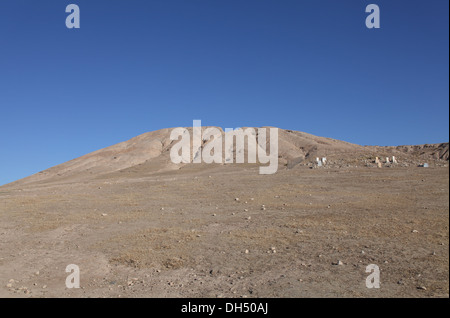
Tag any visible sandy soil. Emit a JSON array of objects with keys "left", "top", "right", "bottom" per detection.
[{"left": 0, "top": 164, "right": 448, "bottom": 298}]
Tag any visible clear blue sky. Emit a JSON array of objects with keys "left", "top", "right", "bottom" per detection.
[{"left": 0, "top": 0, "right": 448, "bottom": 185}]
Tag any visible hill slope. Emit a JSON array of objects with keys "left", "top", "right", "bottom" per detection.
[{"left": 4, "top": 127, "right": 448, "bottom": 187}]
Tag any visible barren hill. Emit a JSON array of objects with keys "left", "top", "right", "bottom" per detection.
[
  {"left": 0, "top": 127, "right": 448, "bottom": 298},
  {"left": 5, "top": 127, "right": 448, "bottom": 187}
]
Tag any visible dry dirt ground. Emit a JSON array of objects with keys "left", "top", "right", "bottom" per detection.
[{"left": 0, "top": 164, "right": 448, "bottom": 298}]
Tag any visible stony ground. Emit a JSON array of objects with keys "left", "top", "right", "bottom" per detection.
[{"left": 0, "top": 164, "right": 448, "bottom": 298}]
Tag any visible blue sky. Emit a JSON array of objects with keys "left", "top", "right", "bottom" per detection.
[{"left": 0, "top": 0, "right": 448, "bottom": 185}]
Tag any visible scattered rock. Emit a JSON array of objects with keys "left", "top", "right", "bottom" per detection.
[
  {"left": 235, "top": 198, "right": 240, "bottom": 202},
  {"left": 101, "top": 213, "right": 108, "bottom": 217},
  {"left": 417, "top": 286, "right": 427, "bottom": 290},
  {"left": 412, "top": 230, "right": 419, "bottom": 233},
  {"left": 244, "top": 250, "right": 249, "bottom": 254},
  {"left": 332, "top": 260, "right": 344, "bottom": 266}
]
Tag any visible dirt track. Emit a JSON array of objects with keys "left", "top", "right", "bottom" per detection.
[{"left": 0, "top": 165, "right": 448, "bottom": 298}]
